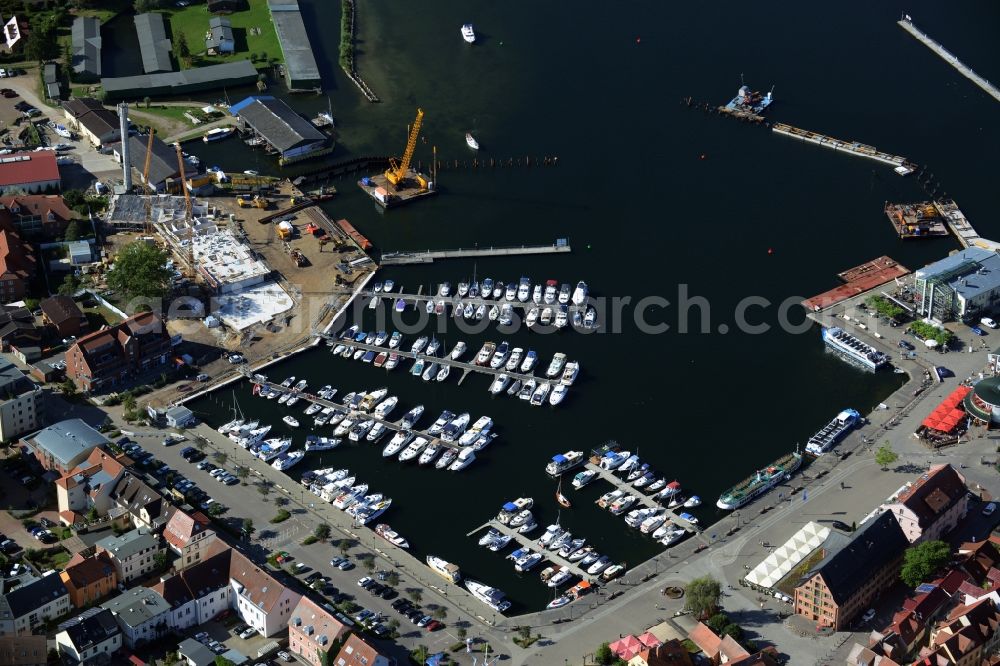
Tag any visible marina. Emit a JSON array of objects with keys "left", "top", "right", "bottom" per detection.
[
  {"left": 897, "top": 16, "right": 1000, "bottom": 105},
  {"left": 380, "top": 241, "right": 572, "bottom": 265},
  {"left": 579, "top": 462, "right": 700, "bottom": 535},
  {"left": 469, "top": 521, "right": 594, "bottom": 583},
  {"left": 771, "top": 122, "right": 916, "bottom": 174}
]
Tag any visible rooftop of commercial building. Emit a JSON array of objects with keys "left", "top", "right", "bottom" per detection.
[
  {"left": 134, "top": 13, "right": 173, "bottom": 73},
  {"left": 232, "top": 96, "right": 325, "bottom": 154},
  {"left": 267, "top": 0, "right": 320, "bottom": 87},
  {"left": 916, "top": 247, "right": 1000, "bottom": 303},
  {"left": 192, "top": 228, "right": 271, "bottom": 287},
  {"left": 27, "top": 419, "right": 108, "bottom": 467}
]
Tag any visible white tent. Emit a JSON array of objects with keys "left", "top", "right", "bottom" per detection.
[{"left": 744, "top": 521, "right": 830, "bottom": 589}]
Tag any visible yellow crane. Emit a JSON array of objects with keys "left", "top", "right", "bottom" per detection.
[
  {"left": 141, "top": 130, "right": 155, "bottom": 233},
  {"left": 173, "top": 142, "right": 194, "bottom": 269},
  {"left": 385, "top": 108, "right": 424, "bottom": 189}
]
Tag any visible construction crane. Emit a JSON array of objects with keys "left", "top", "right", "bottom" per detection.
[
  {"left": 384, "top": 108, "right": 424, "bottom": 189},
  {"left": 173, "top": 142, "right": 195, "bottom": 270},
  {"left": 141, "top": 130, "right": 155, "bottom": 233}
]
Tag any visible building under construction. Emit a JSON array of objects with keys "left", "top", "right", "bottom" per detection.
[
  {"left": 359, "top": 108, "right": 436, "bottom": 208},
  {"left": 106, "top": 194, "right": 212, "bottom": 231},
  {"left": 884, "top": 201, "right": 949, "bottom": 239}
]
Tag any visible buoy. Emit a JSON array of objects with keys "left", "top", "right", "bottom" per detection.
[
  {"left": 767, "top": 248, "right": 774, "bottom": 255},
  {"left": 700, "top": 154, "right": 707, "bottom": 160},
  {"left": 636, "top": 37, "right": 641, "bottom": 44},
  {"left": 587, "top": 244, "right": 591, "bottom": 250}
]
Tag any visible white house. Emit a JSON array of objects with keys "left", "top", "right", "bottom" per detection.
[
  {"left": 0, "top": 572, "right": 71, "bottom": 636},
  {"left": 55, "top": 607, "right": 123, "bottom": 664},
  {"left": 101, "top": 587, "right": 170, "bottom": 648},
  {"left": 95, "top": 528, "right": 163, "bottom": 584}
]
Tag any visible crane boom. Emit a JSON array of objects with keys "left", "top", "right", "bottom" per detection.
[
  {"left": 173, "top": 142, "right": 194, "bottom": 270},
  {"left": 385, "top": 108, "right": 424, "bottom": 187},
  {"left": 142, "top": 130, "right": 155, "bottom": 232}
]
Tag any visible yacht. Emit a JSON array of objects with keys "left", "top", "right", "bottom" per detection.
[
  {"left": 554, "top": 306, "right": 569, "bottom": 329},
  {"left": 411, "top": 336, "right": 429, "bottom": 354},
  {"left": 625, "top": 507, "right": 659, "bottom": 529},
  {"left": 466, "top": 132, "right": 479, "bottom": 149},
  {"left": 505, "top": 348, "right": 524, "bottom": 372},
  {"left": 257, "top": 437, "right": 292, "bottom": 462},
  {"left": 518, "top": 378, "right": 536, "bottom": 400},
  {"left": 558, "top": 283, "right": 571, "bottom": 305},
  {"left": 515, "top": 551, "right": 543, "bottom": 572},
  {"left": 304, "top": 435, "right": 341, "bottom": 452},
  {"left": 587, "top": 556, "right": 611, "bottom": 575},
  {"left": 596, "top": 489, "right": 623, "bottom": 508},
  {"left": 505, "top": 282, "right": 517, "bottom": 301},
  {"left": 448, "top": 446, "right": 477, "bottom": 471},
  {"left": 489, "top": 374, "right": 510, "bottom": 395},
  {"left": 400, "top": 405, "right": 424, "bottom": 429},
  {"left": 441, "top": 413, "right": 471, "bottom": 443},
  {"left": 272, "top": 450, "right": 305, "bottom": 471},
  {"left": 422, "top": 362, "right": 440, "bottom": 381},
  {"left": 584, "top": 308, "right": 598, "bottom": 329},
  {"left": 561, "top": 361, "right": 580, "bottom": 385},
  {"left": 490, "top": 342, "right": 510, "bottom": 369},
  {"left": 507, "top": 379, "right": 522, "bottom": 396},
  {"left": 599, "top": 450, "right": 631, "bottom": 470},
  {"left": 488, "top": 305, "right": 500, "bottom": 321},
  {"left": 459, "top": 416, "right": 493, "bottom": 446},
  {"left": 398, "top": 436, "right": 429, "bottom": 462},
  {"left": 388, "top": 331, "right": 402, "bottom": 349},
  {"left": 282, "top": 415, "right": 300, "bottom": 428},
  {"left": 572, "top": 281, "right": 589, "bottom": 306},
  {"left": 314, "top": 407, "right": 335, "bottom": 427},
  {"left": 480, "top": 528, "right": 503, "bottom": 546},
  {"left": 559, "top": 538, "right": 586, "bottom": 559},
  {"left": 579, "top": 551, "right": 601, "bottom": 568},
  {"left": 418, "top": 441, "right": 442, "bottom": 465},
  {"left": 493, "top": 282, "right": 505, "bottom": 299},
  {"left": 488, "top": 535, "right": 512, "bottom": 552},
  {"left": 348, "top": 419, "right": 374, "bottom": 442},
  {"left": 509, "top": 509, "right": 533, "bottom": 528},
  {"left": 532, "top": 284, "right": 543, "bottom": 304},
  {"left": 678, "top": 512, "right": 699, "bottom": 525},
  {"left": 410, "top": 357, "right": 426, "bottom": 377},
  {"left": 436, "top": 448, "right": 458, "bottom": 470},
  {"left": 427, "top": 410, "right": 455, "bottom": 436},
  {"left": 530, "top": 382, "right": 552, "bottom": 406},
  {"left": 465, "top": 580, "right": 512, "bottom": 614},
  {"left": 436, "top": 365, "right": 451, "bottom": 382},
  {"left": 427, "top": 555, "right": 461, "bottom": 583},
  {"left": 359, "top": 388, "right": 388, "bottom": 412},
  {"left": 640, "top": 514, "right": 667, "bottom": 534},
  {"left": 457, "top": 282, "right": 469, "bottom": 297},
  {"left": 537, "top": 524, "right": 563, "bottom": 547},
  {"left": 385, "top": 353, "right": 400, "bottom": 370},
  {"left": 366, "top": 423, "right": 388, "bottom": 443},
  {"left": 517, "top": 277, "right": 531, "bottom": 302},
  {"left": 354, "top": 499, "right": 392, "bottom": 525},
  {"left": 333, "top": 484, "right": 369, "bottom": 510},
  {"left": 546, "top": 353, "right": 567, "bottom": 378},
  {"left": 476, "top": 342, "right": 496, "bottom": 366},
  {"left": 426, "top": 337, "right": 441, "bottom": 356},
  {"left": 543, "top": 280, "right": 558, "bottom": 304},
  {"left": 549, "top": 384, "right": 568, "bottom": 406},
  {"left": 333, "top": 416, "right": 356, "bottom": 438},
  {"left": 382, "top": 431, "right": 413, "bottom": 458},
  {"left": 661, "top": 528, "right": 687, "bottom": 547},
  {"left": 439, "top": 282, "right": 452, "bottom": 297},
  {"left": 235, "top": 425, "right": 271, "bottom": 448},
  {"left": 540, "top": 307, "right": 553, "bottom": 326},
  {"left": 518, "top": 517, "right": 538, "bottom": 534},
  {"left": 548, "top": 531, "right": 572, "bottom": 552},
  {"left": 449, "top": 341, "right": 467, "bottom": 360},
  {"left": 545, "top": 451, "right": 584, "bottom": 476},
  {"left": 572, "top": 469, "right": 597, "bottom": 489},
  {"left": 633, "top": 471, "right": 656, "bottom": 488},
  {"left": 375, "top": 523, "right": 409, "bottom": 549},
  {"left": 520, "top": 350, "right": 538, "bottom": 373},
  {"left": 526, "top": 308, "right": 540, "bottom": 327}
]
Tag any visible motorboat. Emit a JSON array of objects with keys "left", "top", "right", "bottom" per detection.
[
  {"left": 374, "top": 330, "right": 388, "bottom": 346},
  {"left": 518, "top": 378, "right": 536, "bottom": 400},
  {"left": 558, "top": 283, "right": 571, "bottom": 305},
  {"left": 488, "top": 305, "right": 500, "bottom": 321},
  {"left": 331, "top": 344, "right": 346, "bottom": 355},
  {"left": 624, "top": 459, "right": 645, "bottom": 479},
  {"left": 410, "top": 358, "right": 426, "bottom": 377},
  {"left": 572, "top": 309, "right": 583, "bottom": 328},
  {"left": 341, "top": 325, "right": 359, "bottom": 340},
  {"left": 366, "top": 423, "right": 388, "bottom": 443},
  {"left": 388, "top": 332, "right": 403, "bottom": 349},
  {"left": 532, "top": 284, "right": 543, "bottom": 304},
  {"left": 382, "top": 431, "right": 413, "bottom": 458},
  {"left": 466, "top": 132, "right": 479, "bottom": 149},
  {"left": 401, "top": 405, "right": 424, "bottom": 429},
  {"left": 488, "top": 534, "right": 512, "bottom": 552},
  {"left": 459, "top": 416, "right": 493, "bottom": 446},
  {"left": 469, "top": 281, "right": 480, "bottom": 299},
  {"left": 422, "top": 362, "right": 440, "bottom": 381},
  {"left": 587, "top": 556, "right": 611, "bottom": 575},
  {"left": 480, "top": 528, "right": 503, "bottom": 546},
  {"left": 579, "top": 551, "right": 601, "bottom": 568},
  {"left": 427, "top": 410, "right": 455, "bottom": 436},
  {"left": 476, "top": 342, "right": 496, "bottom": 366},
  {"left": 398, "top": 436, "right": 429, "bottom": 462},
  {"left": 436, "top": 365, "right": 451, "bottom": 382},
  {"left": 530, "top": 382, "right": 551, "bottom": 406},
  {"left": 684, "top": 496, "right": 702, "bottom": 508},
  {"left": 385, "top": 353, "right": 400, "bottom": 370},
  {"left": 436, "top": 448, "right": 458, "bottom": 470},
  {"left": 548, "top": 531, "right": 572, "bottom": 552},
  {"left": 353, "top": 332, "right": 367, "bottom": 344},
  {"left": 435, "top": 300, "right": 446, "bottom": 315},
  {"left": 509, "top": 509, "right": 533, "bottom": 528},
  {"left": 625, "top": 507, "right": 659, "bottom": 529},
  {"left": 543, "top": 280, "right": 558, "bottom": 304},
  {"left": 520, "top": 350, "right": 538, "bottom": 373},
  {"left": 506, "top": 379, "right": 522, "bottom": 396},
  {"left": 441, "top": 413, "right": 471, "bottom": 443},
  {"left": 333, "top": 416, "right": 356, "bottom": 438},
  {"left": 505, "top": 282, "right": 517, "bottom": 301},
  {"left": 426, "top": 337, "right": 441, "bottom": 356},
  {"left": 256, "top": 437, "right": 292, "bottom": 462},
  {"left": 373, "top": 352, "right": 388, "bottom": 368},
  {"left": 545, "top": 451, "right": 584, "bottom": 476},
  {"left": 473, "top": 303, "right": 486, "bottom": 320},
  {"left": 572, "top": 281, "right": 589, "bottom": 306},
  {"left": 439, "top": 282, "right": 451, "bottom": 297},
  {"left": 525, "top": 307, "right": 540, "bottom": 328},
  {"left": 383, "top": 279, "right": 395, "bottom": 292},
  {"left": 646, "top": 478, "right": 667, "bottom": 493},
  {"left": 599, "top": 450, "right": 631, "bottom": 471},
  {"left": 505, "top": 348, "right": 524, "bottom": 372},
  {"left": 546, "top": 353, "right": 567, "bottom": 378},
  {"left": 516, "top": 552, "right": 543, "bottom": 572},
  {"left": 584, "top": 308, "right": 598, "bottom": 329},
  {"left": 654, "top": 481, "right": 682, "bottom": 501},
  {"left": 418, "top": 441, "right": 442, "bottom": 465},
  {"left": 561, "top": 361, "right": 580, "bottom": 385},
  {"left": 549, "top": 384, "right": 568, "bottom": 406},
  {"left": 359, "top": 388, "right": 388, "bottom": 412},
  {"left": 518, "top": 517, "right": 538, "bottom": 534},
  {"left": 678, "top": 512, "right": 699, "bottom": 525},
  {"left": 661, "top": 528, "right": 687, "bottom": 547},
  {"left": 272, "top": 450, "right": 305, "bottom": 471},
  {"left": 203, "top": 126, "right": 235, "bottom": 142},
  {"left": 633, "top": 471, "right": 656, "bottom": 488},
  {"left": 305, "top": 435, "right": 341, "bottom": 452},
  {"left": 490, "top": 341, "right": 510, "bottom": 369},
  {"left": 348, "top": 419, "right": 374, "bottom": 442},
  {"left": 559, "top": 538, "right": 585, "bottom": 559},
  {"left": 493, "top": 282, "right": 504, "bottom": 299},
  {"left": 537, "top": 524, "right": 562, "bottom": 548},
  {"left": 450, "top": 341, "right": 467, "bottom": 360},
  {"left": 569, "top": 545, "right": 593, "bottom": 562},
  {"left": 554, "top": 306, "right": 569, "bottom": 329},
  {"left": 375, "top": 523, "right": 409, "bottom": 549},
  {"left": 425, "top": 299, "right": 434, "bottom": 315},
  {"left": 517, "top": 277, "right": 531, "bottom": 302},
  {"left": 411, "top": 336, "right": 429, "bottom": 354},
  {"left": 489, "top": 374, "right": 510, "bottom": 395},
  {"left": 640, "top": 515, "right": 667, "bottom": 534},
  {"left": 282, "top": 415, "right": 300, "bottom": 428},
  {"left": 457, "top": 282, "right": 469, "bottom": 297},
  {"left": 448, "top": 446, "right": 477, "bottom": 471},
  {"left": 465, "top": 580, "right": 513, "bottom": 614},
  {"left": 394, "top": 298, "right": 406, "bottom": 313},
  {"left": 547, "top": 568, "right": 572, "bottom": 588},
  {"left": 353, "top": 349, "right": 366, "bottom": 360},
  {"left": 572, "top": 469, "right": 597, "bottom": 489},
  {"left": 364, "top": 331, "right": 377, "bottom": 345},
  {"left": 361, "top": 351, "right": 376, "bottom": 363},
  {"left": 609, "top": 494, "right": 637, "bottom": 515},
  {"left": 333, "top": 484, "right": 369, "bottom": 510},
  {"left": 540, "top": 307, "right": 553, "bottom": 326}
]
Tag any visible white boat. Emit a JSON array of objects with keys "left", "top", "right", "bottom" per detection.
[
  {"left": 490, "top": 342, "right": 510, "bottom": 369},
  {"left": 599, "top": 450, "right": 631, "bottom": 470},
  {"left": 436, "top": 365, "right": 451, "bottom": 382},
  {"left": 418, "top": 441, "right": 442, "bottom": 465},
  {"left": 355, "top": 499, "right": 392, "bottom": 525},
  {"left": 518, "top": 378, "right": 536, "bottom": 400},
  {"left": 476, "top": 342, "right": 496, "bottom": 366},
  {"left": 436, "top": 448, "right": 458, "bottom": 470},
  {"left": 304, "top": 435, "right": 340, "bottom": 452},
  {"left": 640, "top": 515, "right": 667, "bottom": 535},
  {"left": 374, "top": 330, "right": 389, "bottom": 346},
  {"left": 359, "top": 388, "right": 388, "bottom": 412},
  {"left": 661, "top": 528, "right": 687, "bottom": 547},
  {"left": 235, "top": 425, "right": 270, "bottom": 448},
  {"left": 572, "top": 469, "right": 597, "bottom": 489},
  {"left": 458, "top": 416, "right": 493, "bottom": 446},
  {"left": 398, "top": 436, "right": 429, "bottom": 462},
  {"left": 349, "top": 419, "right": 374, "bottom": 442},
  {"left": 584, "top": 308, "right": 597, "bottom": 329},
  {"left": 366, "top": 423, "right": 388, "bottom": 442},
  {"left": 509, "top": 509, "right": 533, "bottom": 528},
  {"left": 537, "top": 524, "right": 562, "bottom": 547},
  {"left": 488, "top": 305, "right": 500, "bottom": 321},
  {"left": 505, "top": 348, "right": 523, "bottom": 372},
  {"left": 388, "top": 331, "right": 402, "bottom": 349},
  {"left": 203, "top": 127, "right": 235, "bottom": 142},
  {"left": 427, "top": 410, "right": 455, "bottom": 436},
  {"left": 530, "top": 382, "right": 551, "bottom": 406},
  {"left": 400, "top": 405, "right": 424, "bottom": 429},
  {"left": 532, "top": 284, "right": 543, "bottom": 304},
  {"left": 382, "top": 431, "right": 412, "bottom": 458},
  {"left": 516, "top": 552, "right": 543, "bottom": 572},
  {"left": 272, "top": 450, "right": 305, "bottom": 471},
  {"left": 385, "top": 353, "right": 400, "bottom": 369},
  {"left": 488, "top": 535, "right": 511, "bottom": 552},
  {"left": 518, "top": 517, "right": 538, "bottom": 534},
  {"left": 449, "top": 341, "right": 467, "bottom": 360},
  {"left": 625, "top": 507, "right": 659, "bottom": 528},
  {"left": 558, "top": 283, "right": 571, "bottom": 305},
  {"left": 411, "top": 336, "right": 429, "bottom": 354},
  {"left": 333, "top": 416, "right": 356, "bottom": 438},
  {"left": 520, "top": 350, "right": 538, "bottom": 373},
  {"left": 282, "top": 415, "right": 300, "bottom": 428},
  {"left": 374, "top": 396, "right": 398, "bottom": 419},
  {"left": 457, "top": 282, "right": 469, "bottom": 297},
  {"left": 256, "top": 437, "right": 292, "bottom": 462},
  {"left": 554, "top": 305, "right": 569, "bottom": 329},
  {"left": 559, "top": 538, "right": 585, "bottom": 558},
  {"left": 375, "top": 523, "right": 409, "bottom": 549},
  {"left": 545, "top": 451, "right": 584, "bottom": 476},
  {"left": 517, "top": 277, "right": 531, "bottom": 302},
  {"left": 441, "top": 413, "right": 471, "bottom": 443},
  {"left": 314, "top": 407, "right": 336, "bottom": 427},
  {"left": 465, "top": 579, "right": 512, "bottom": 614},
  {"left": 427, "top": 555, "right": 461, "bottom": 583},
  {"left": 587, "top": 556, "right": 611, "bottom": 575},
  {"left": 439, "top": 282, "right": 451, "bottom": 297},
  {"left": 572, "top": 281, "right": 589, "bottom": 306},
  {"left": 549, "top": 384, "right": 568, "bottom": 406},
  {"left": 426, "top": 337, "right": 441, "bottom": 356},
  {"left": 448, "top": 446, "right": 477, "bottom": 471},
  {"left": 505, "top": 282, "right": 517, "bottom": 301},
  {"left": 493, "top": 282, "right": 504, "bottom": 299},
  {"left": 218, "top": 418, "right": 244, "bottom": 435},
  {"left": 561, "top": 361, "right": 580, "bottom": 385},
  {"left": 609, "top": 494, "right": 637, "bottom": 515},
  {"left": 543, "top": 280, "right": 558, "bottom": 304},
  {"left": 333, "top": 484, "right": 368, "bottom": 510},
  {"left": 546, "top": 353, "right": 567, "bottom": 378},
  {"left": 304, "top": 402, "right": 323, "bottom": 416},
  {"left": 460, "top": 23, "right": 476, "bottom": 44},
  {"left": 466, "top": 132, "right": 479, "bottom": 150},
  {"left": 684, "top": 495, "right": 702, "bottom": 508},
  {"left": 489, "top": 374, "right": 510, "bottom": 395}
]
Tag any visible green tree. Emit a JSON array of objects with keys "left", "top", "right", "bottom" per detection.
[
  {"left": 214, "top": 657, "right": 236, "bottom": 666},
  {"left": 257, "top": 482, "right": 271, "bottom": 499},
  {"left": 105, "top": 242, "right": 172, "bottom": 303},
  {"left": 516, "top": 625, "right": 529, "bottom": 641},
  {"left": 194, "top": 438, "right": 206, "bottom": 452},
  {"left": 242, "top": 518, "right": 254, "bottom": 539},
  {"left": 432, "top": 606, "right": 447, "bottom": 621},
  {"left": 363, "top": 558, "right": 375, "bottom": 574},
  {"left": 64, "top": 220, "right": 82, "bottom": 241},
  {"left": 412, "top": 646, "right": 429, "bottom": 665},
  {"left": 60, "top": 379, "right": 78, "bottom": 397},
  {"left": 407, "top": 589, "right": 422, "bottom": 604},
  {"left": 314, "top": 523, "right": 331, "bottom": 540},
  {"left": 456, "top": 626, "right": 467, "bottom": 640},
  {"left": 722, "top": 624, "right": 743, "bottom": 641},
  {"left": 595, "top": 642, "right": 614, "bottom": 666},
  {"left": 901, "top": 540, "right": 951, "bottom": 587},
  {"left": 706, "top": 613, "right": 729, "bottom": 634},
  {"left": 58, "top": 274, "right": 81, "bottom": 297},
  {"left": 86, "top": 506, "right": 98, "bottom": 522},
  {"left": 154, "top": 551, "right": 170, "bottom": 572},
  {"left": 122, "top": 394, "right": 137, "bottom": 420},
  {"left": 213, "top": 452, "right": 228, "bottom": 465},
  {"left": 235, "top": 466, "right": 249, "bottom": 484},
  {"left": 174, "top": 32, "right": 190, "bottom": 62},
  {"left": 338, "top": 539, "right": 350, "bottom": 556},
  {"left": 875, "top": 443, "right": 899, "bottom": 470},
  {"left": 684, "top": 576, "right": 722, "bottom": 619},
  {"left": 386, "top": 571, "right": 400, "bottom": 587},
  {"left": 250, "top": 52, "right": 258, "bottom": 62}
]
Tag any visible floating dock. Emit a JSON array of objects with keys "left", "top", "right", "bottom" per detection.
[
  {"left": 898, "top": 17, "right": 1000, "bottom": 105},
  {"left": 358, "top": 171, "right": 437, "bottom": 209},
  {"left": 771, "top": 123, "right": 916, "bottom": 174},
  {"left": 470, "top": 520, "right": 596, "bottom": 583},
  {"left": 801, "top": 256, "right": 910, "bottom": 312},
  {"left": 933, "top": 199, "right": 991, "bottom": 249},
  {"left": 582, "top": 462, "right": 699, "bottom": 534},
  {"left": 381, "top": 240, "right": 571, "bottom": 265},
  {"left": 347, "top": 289, "right": 589, "bottom": 324},
  {"left": 884, "top": 202, "right": 949, "bottom": 239}
]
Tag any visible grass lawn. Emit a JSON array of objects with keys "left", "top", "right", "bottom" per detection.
[
  {"left": 776, "top": 548, "right": 826, "bottom": 597},
  {"left": 162, "top": 0, "right": 282, "bottom": 71},
  {"left": 75, "top": 0, "right": 132, "bottom": 23},
  {"left": 83, "top": 303, "right": 124, "bottom": 328}
]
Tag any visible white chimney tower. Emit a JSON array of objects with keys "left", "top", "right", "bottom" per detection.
[{"left": 117, "top": 102, "right": 132, "bottom": 190}]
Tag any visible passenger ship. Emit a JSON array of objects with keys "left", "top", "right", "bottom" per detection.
[{"left": 822, "top": 327, "right": 889, "bottom": 371}]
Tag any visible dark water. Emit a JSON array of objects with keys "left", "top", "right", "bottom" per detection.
[{"left": 179, "top": 0, "right": 1000, "bottom": 610}]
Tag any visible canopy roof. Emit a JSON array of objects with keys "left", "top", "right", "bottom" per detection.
[{"left": 745, "top": 521, "right": 831, "bottom": 589}]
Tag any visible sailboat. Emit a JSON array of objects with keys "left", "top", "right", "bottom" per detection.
[{"left": 556, "top": 478, "right": 571, "bottom": 509}]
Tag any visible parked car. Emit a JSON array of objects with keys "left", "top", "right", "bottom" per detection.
[
  {"left": 983, "top": 502, "right": 997, "bottom": 516},
  {"left": 238, "top": 627, "right": 257, "bottom": 639},
  {"left": 357, "top": 577, "right": 372, "bottom": 587},
  {"left": 862, "top": 608, "right": 876, "bottom": 622},
  {"left": 983, "top": 317, "right": 998, "bottom": 329},
  {"left": 425, "top": 620, "right": 443, "bottom": 632},
  {"left": 897, "top": 339, "right": 915, "bottom": 350},
  {"left": 337, "top": 560, "right": 355, "bottom": 571}
]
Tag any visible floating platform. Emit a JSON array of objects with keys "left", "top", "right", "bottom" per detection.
[
  {"left": 884, "top": 202, "right": 949, "bottom": 239},
  {"left": 381, "top": 240, "right": 571, "bottom": 265},
  {"left": 358, "top": 171, "right": 437, "bottom": 209},
  {"left": 771, "top": 122, "right": 916, "bottom": 174},
  {"left": 801, "top": 256, "right": 910, "bottom": 312},
  {"left": 582, "top": 462, "right": 700, "bottom": 534}
]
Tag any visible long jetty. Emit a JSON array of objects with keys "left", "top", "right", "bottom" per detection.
[
  {"left": 350, "top": 288, "right": 587, "bottom": 316},
  {"left": 381, "top": 241, "right": 571, "bottom": 265},
  {"left": 468, "top": 521, "right": 595, "bottom": 583},
  {"left": 898, "top": 18, "right": 1000, "bottom": 105},
  {"left": 582, "top": 462, "right": 700, "bottom": 534},
  {"left": 771, "top": 123, "right": 916, "bottom": 173}
]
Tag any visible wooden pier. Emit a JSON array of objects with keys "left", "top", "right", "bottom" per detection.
[
  {"left": 380, "top": 241, "right": 572, "bottom": 265},
  {"left": 933, "top": 199, "right": 988, "bottom": 249},
  {"left": 469, "top": 521, "right": 596, "bottom": 583},
  {"left": 771, "top": 123, "right": 916, "bottom": 174},
  {"left": 349, "top": 288, "right": 587, "bottom": 318},
  {"left": 582, "top": 462, "right": 700, "bottom": 534},
  {"left": 898, "top": 17, "right": 1000, "bottom": 105}
]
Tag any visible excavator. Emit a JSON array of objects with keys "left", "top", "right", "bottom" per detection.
[{"left": 384, "top": 108, "right": 427, "bottom": 191}]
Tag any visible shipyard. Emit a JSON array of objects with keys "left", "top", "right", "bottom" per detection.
[{"left": 0, "top": 2, "right": 997, "bottom": 666}]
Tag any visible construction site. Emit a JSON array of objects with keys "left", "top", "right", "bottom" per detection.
[
  {"left": 884, "top": 201, "right": 950, "bottom": 239},
  {"left": 358, "top": 108, "right": 438, "bottom": 208}
]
